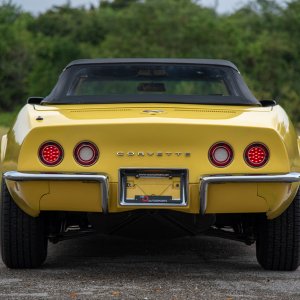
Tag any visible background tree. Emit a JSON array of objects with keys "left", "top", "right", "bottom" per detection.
[
  {"left": 0, "top": 1, "right": 32, "bottom": 110},
  {"left": 0, "top": 0, "right": 300, "bottom": 122}
]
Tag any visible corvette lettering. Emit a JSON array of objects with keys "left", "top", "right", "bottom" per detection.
[{"left": 116, "top": 152, "right": 191, "bottom": 157}]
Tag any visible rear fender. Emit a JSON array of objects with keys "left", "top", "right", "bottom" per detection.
[{"left": 1, "top": 134, "right": 7, "bottom": 163}]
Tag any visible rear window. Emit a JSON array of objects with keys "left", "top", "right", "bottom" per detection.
[
  {"left": 42, "top": 63, "right": 259, "bottom": 106},
  {"left": 67, "top": 64, "right": 232, "bottom": 97}
]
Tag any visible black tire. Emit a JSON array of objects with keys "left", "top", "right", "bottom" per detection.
[
  {"left": 256, "top": 188, "right": 300, "bottom": 271},
  {"left": 0, "top": 177, "right": 48, "bottom": 268}
]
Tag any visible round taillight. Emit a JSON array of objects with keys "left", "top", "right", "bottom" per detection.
[
  {"left": 74, "top": 141, "right": 99, "bottom": 166},
  {"left": 39, "top": 141, "right": 64, "bottom": 166},
  {"left": 244, "top": 143, "right": 269, "bottom": 168},
  {"left": 209, "top": 142, "right": 233, "bottom": 167}
]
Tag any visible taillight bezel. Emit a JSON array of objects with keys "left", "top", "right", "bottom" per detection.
[
  {"left": 244, "top": 142, "right": 269, "bottom": 168},
  {"left": 208, "top": 142, "right": 234, "bottom": 168},
  {"left": 74, "top": 141, "right": 99, "bottom": 166},
  {"left": 38, "top": 141, "right": 64, "bottom": 167}
]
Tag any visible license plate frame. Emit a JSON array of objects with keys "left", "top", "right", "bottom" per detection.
[{"left": 119, "top": 168, "right": 188, "bottom": 207}]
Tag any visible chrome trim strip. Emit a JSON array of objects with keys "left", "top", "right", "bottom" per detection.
[
  {"left": 3, "top": 171, "right": 109, "bottom": 214},
  {"left": 200, "top": 173, "right": 300, "bottom": 215}
]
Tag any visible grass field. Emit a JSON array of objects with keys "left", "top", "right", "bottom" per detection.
[{"left": 0, "top": 111, "right": 17, "bottom": 128}]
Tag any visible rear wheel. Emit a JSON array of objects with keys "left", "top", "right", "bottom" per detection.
[
  {"left": 256, "top": 189, "right": 300, "bottom": 271},
  {"left": 1, "top": 178, "right": 48, "bottom": 268}
]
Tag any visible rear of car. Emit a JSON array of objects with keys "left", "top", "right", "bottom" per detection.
[{"left": 1, "top": 59, "right": 300, "bottom": 270}]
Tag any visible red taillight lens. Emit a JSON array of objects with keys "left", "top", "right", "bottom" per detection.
[
  {"left": 244, "top": 143, "right": 269, "bottom": 168},
  {"left": 39, "top": 142, "right": 64, "bottom": 166},
  {"left": 74, "top": 141, "right": 99, "bottom": 166},
  {"left": 209, "top": 142, "right": 233, "bottom": 167}
]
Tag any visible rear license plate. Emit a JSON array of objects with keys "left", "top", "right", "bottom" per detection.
[{"left": 119, "top": 169, "right": 188, "bottom": 206}]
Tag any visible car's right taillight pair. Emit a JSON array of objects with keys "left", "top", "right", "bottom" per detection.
[
  {"left": 209, "top": 142, "right": 269, "bottom": 168},
  {"left": 38, "top": 141, "right": 99, "bottom": 167}
]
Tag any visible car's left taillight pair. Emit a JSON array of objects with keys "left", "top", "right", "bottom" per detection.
[{"left": 39, "top": 141, "right": 99, "bottom": 167}]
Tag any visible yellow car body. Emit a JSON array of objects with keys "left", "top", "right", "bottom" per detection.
[
  {"left": 1, "top": 102, "right": 300, "bottom": 218},
  {"left": 1, "top": 58, "right": 300, "bottom": 270}
]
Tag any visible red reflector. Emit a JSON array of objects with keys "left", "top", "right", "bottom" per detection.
[
  {"left": 39, "top": 142, "right": 63, "bottom": 166},
  {"left": 209, "top": 142, "right": 234, "bottom": 167},
  {"left": 74, "top": 141, "right": 99, "bottom": 166},
  {"left": 244, "top": 143, "right": 269, "bottom": 167}
]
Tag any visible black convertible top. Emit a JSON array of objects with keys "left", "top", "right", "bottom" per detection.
[
  {"left": 42, "top": 58, "right": 259, "bottom": 106},
  {"left": 66, "top": 58, "right": 239, "bottom": 72}
]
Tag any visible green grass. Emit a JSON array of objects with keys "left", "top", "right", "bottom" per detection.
[{"left": 0, "top": 111, "right": 17, "bottom": 128}]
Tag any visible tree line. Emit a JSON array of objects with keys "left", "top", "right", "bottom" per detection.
[{"left": 1, "top": 0, "right": 300, "bottom": 121}]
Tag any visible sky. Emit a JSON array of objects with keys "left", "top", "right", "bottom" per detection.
[{"left": 11, "top": 0, "right": 288, "bottom": 15}]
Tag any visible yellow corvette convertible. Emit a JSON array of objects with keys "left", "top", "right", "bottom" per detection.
[{"left": 1, "top": 59, "right": 300, "bottom": 270}]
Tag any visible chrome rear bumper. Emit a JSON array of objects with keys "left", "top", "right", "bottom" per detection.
[
  {"left": 200, "top": 173, "right": 300, "bottom": 214},
  {"left": 4, "top": 171, "right": 300, "bottom": 215},
  {"left": 3, "top": 171, "right": 109, "bottom": 214}
]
